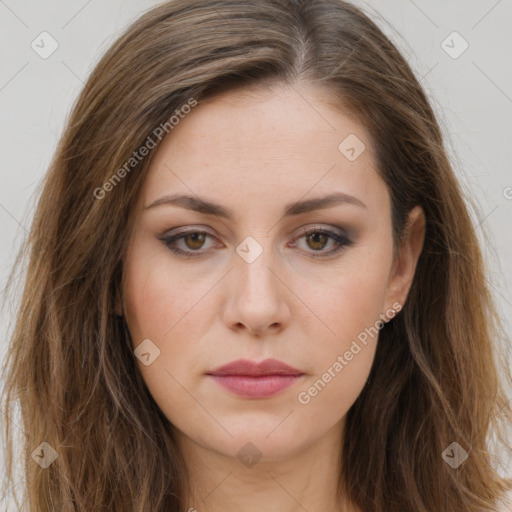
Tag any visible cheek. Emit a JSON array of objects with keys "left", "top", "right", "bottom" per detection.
[
  {"left": 122, "top": 255, "right": 210, "bottom": 431},
  {"left": 294, "top": 241, "right": 392, "bottom": 346},
  {"left": 123, "top": 239, "right": 207, "bottom": 344},
  {"left": 292, "top": 245, "right": 391, "bottom": 411}
]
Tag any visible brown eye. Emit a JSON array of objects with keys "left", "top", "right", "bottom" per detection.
[
  {"left": 161, "top": 226, "right": 352, "bottom": 260},
  {"left": 292, "top": 227, "right": 353, "bottom": 259},
  {"left": 305, "top": 232, "right": 329, "bottom": 251},
  {"left": 159, "top": 230, "right": 217, "bottom": 257},
  {"left": 183, "top": 232, "right": 206, "bottom": 250}
]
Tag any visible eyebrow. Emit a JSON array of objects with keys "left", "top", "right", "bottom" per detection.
[{"left": 144, "top": 192, "right": 367, "bottom": 218}]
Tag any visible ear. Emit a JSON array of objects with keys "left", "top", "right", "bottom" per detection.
[{"left": 384, "top": 205, "right": 426, "bottom": 312}]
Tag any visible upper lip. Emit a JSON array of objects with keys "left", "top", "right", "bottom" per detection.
[{"left": 207, "top": 358, "right": 303, "bottom": 377}]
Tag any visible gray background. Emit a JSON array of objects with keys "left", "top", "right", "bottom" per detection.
[{"left": 1, "top": 0, "right": 511, "bottom": 508}]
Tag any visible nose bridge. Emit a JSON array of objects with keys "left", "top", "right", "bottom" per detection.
[
  {"left": 234, "top": 234, "right": 279, "bottom": 298},
  {"left": 222, "top": 233, "right": 289, "bottom": 334}
]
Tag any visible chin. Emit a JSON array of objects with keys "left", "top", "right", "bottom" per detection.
[{"left": 188, "top": 419, "right": 322, "bottom": 464}]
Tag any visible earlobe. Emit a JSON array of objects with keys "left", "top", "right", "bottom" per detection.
[{"left": 385, "top": 205, "right": 426, "bottom": 311}]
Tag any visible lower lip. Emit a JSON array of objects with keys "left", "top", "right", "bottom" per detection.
[{"left": 208, "top": 374, "right": 303, "bottom": 398}]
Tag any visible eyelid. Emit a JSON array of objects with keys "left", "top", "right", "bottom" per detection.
[
  {"left": 160, "top": 224, "right": 348, "bottom": 240},
  {"left": 292, "top": 224, "right": 348, "bottom": 239},
  {"left": 161, "top": 225, "right": 217, "bottom": 238}
]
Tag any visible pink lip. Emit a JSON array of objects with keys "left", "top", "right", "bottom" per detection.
[{"left": 206, "top": 358, "right": 304, "bottom": 399}]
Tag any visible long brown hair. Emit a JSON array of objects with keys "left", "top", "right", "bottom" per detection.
[{"left": 2, "top": 0, "right": 511, "bottom": 510}]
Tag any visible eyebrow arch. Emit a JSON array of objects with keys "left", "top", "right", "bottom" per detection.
[{"left": 144, "top": 192, "right": 367, "bottom": 218}]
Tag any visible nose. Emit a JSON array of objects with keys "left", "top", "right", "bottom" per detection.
[{"left": 220, "top": 242, "right": 291, "bottom": 337}]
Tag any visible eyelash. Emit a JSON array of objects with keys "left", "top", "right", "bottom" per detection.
[{"left": 159, "top": 226, "right": 353, "bottom": 259}]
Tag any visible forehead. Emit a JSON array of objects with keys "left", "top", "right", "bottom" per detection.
[{"left": 139, "top": 83, "right": 388, "bottom": 219}]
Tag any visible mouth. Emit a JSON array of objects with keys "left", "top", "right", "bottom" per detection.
[{"left": 206, "top": 358, "right": 305, "bottom": 399}]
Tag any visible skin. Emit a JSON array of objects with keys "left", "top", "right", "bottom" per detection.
[{"left": 117, "top": 82, "right": 425, "bottom": 512}]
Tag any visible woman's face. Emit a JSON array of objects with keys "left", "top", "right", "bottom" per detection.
[{"left": 120, "top": 83, "right": 423, "bottom": 464}]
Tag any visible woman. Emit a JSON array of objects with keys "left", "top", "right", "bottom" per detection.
[{"left": 2, "top": 0, "right": 511, "bottom": 511}]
